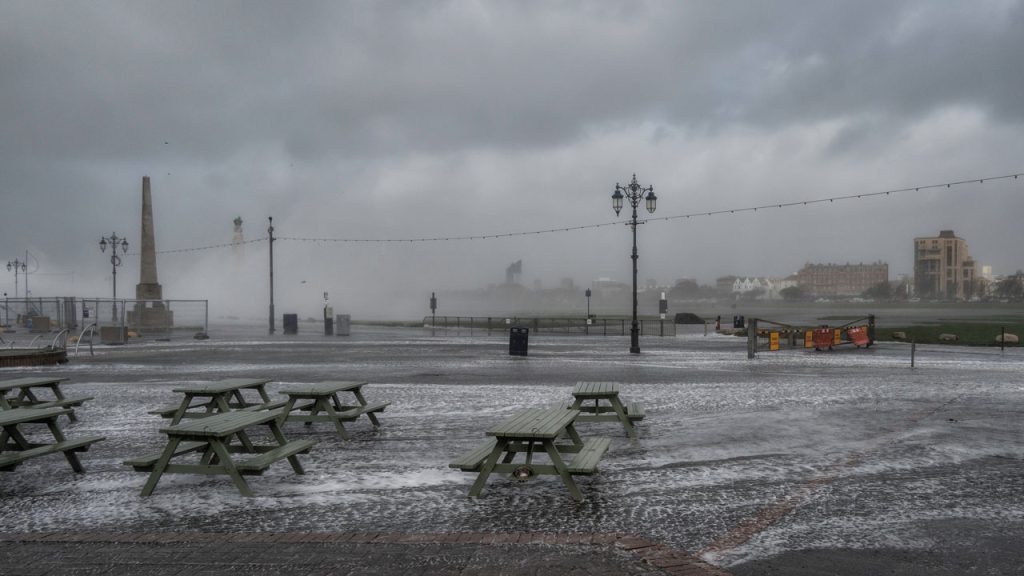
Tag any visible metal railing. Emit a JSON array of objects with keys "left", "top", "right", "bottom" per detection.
[
  {"left": 421, "top": 316, "right": 677, "bottom": 337},
  {"left": 1, "top": 297, "right": 208, "bottom": 343}
]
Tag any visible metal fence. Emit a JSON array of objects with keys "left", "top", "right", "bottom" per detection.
[
  {"left": 421, "top": 316, "right": 677, "bottom": 337},
  {"left": 1, "top": 297, "right": 208, "bottom": 343}
]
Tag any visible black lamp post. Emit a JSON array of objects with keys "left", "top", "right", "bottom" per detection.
[
  {"left": 612, "top": 174, "right": 657, "bottom": 354},
  {"left": 99, "top": 233, "right": 129, "bottom": 321},
  {"left": 6, "top": 259, "right": 26, "bottom": 298},
  {"left": 268, "top": 217, "right": 276, "bottom": 335}
]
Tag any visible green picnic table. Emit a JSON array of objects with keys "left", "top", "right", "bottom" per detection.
[
  {"left": 125, "top": 409, "right": 316, "bottom": 496},
  {"left": 150, "top": 378, "right": 283, "bottom": 424},
  {"left": 449, "top": 407, "right": 611, "bottom": 501},
  {"left": 570, "top": 382, "right": 645, "bottom": 439},
  {"left": 0, "top": 407, "right": 104, "bottom": 472},
  {"left": 0, "top": 376, "right": 93, "bottom": 422},
  {"left": 278, "top": 380, "right": 391, "bottom": 440}
]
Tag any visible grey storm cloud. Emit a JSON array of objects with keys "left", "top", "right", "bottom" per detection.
[{"left": 1, "top": 1, "right": 1022, "bottom": 319}]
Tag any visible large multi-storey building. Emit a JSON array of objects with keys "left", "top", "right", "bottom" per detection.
[
  {"left": 795, "top": 262, "right": 888, "bottom": 297},
  {"left": 913, "top": 230, "right": 977, "bottom": 300}
]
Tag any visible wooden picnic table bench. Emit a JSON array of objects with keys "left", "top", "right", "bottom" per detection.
[
  {"left": 0, "top": 407, "right": 104, "bottom": 473},
  {"left": 570, "top": 382, "right": 644, "bottom": 439},
  {"left": 278, "top": 380, "right": 390, "bottom": 441},
  {"left": 149, "top": 378, "right": 278, "bottom": 425},
  {"left": 125, "top": 409, "right": 315, "bottom": 497},
  {"left": 0, "top": 376, "right": 93, "bottom": 422},
  {"left": 449, "top": 407, "right": 610, "bottom": 501}
]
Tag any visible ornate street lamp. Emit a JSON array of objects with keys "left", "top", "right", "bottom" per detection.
[
  {"left": 99, "top": 233, "right": 129, "bottom": 320},
  {"left": 6, "top": 259, "right": 26, "bottom": 298},
  {"left": 268, "top": 217, "right": 276, "bottom": 335},
  {"left": 612, "top": 174, "right": 657, "bottom": 354}
]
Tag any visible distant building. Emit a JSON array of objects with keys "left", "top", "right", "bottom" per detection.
[
  {"left": 796, "top": 262, "right": 888, "bottom": 297},
  {"left": 715, "top": 276, "right": 738, "bottom": 295},
  {"left": 730, "top": 276, "right": 798, "bottom": 300},
  {"left": 913, "top": 230, "right": 978, "bottom": 300}
]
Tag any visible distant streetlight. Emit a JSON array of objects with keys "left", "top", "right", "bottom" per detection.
[
  {"left": 6, "top": 259, "right": 26, "bottom": 298},
  {"left": 268, "top": 217, "right": 276, "bottom": 335},
  {"left": 611, "top": 174, "right": 657, "bottom": 354},
  {"left": 99, "top": 232, "right": 129, "bottom": 320},
  {"left": 585, "top": 288, "right": 592, "bottom": 335},
  {"left": 430, "top": 292, "right": 437, "bottom": 326}
]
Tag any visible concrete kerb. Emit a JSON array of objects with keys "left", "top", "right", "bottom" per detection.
[{"left": 0, "top": 531, "right": 732, "bottom": 575}]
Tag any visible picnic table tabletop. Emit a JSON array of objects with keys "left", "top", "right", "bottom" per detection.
[
  {"left": 454, "top": 407, "right": 608, "bottom": 501},
  {"left": 156, "top": 378, "right": 277, "bottom": 426},
  {"left": 171, "top": 377, "right": 272, "bottom": 394},
  {"left": 0, "top": 406, "right": 104, "bottom": 473},
  {"left": 0, "top": 406, "right": 71, "bottom": 426},
  {"left": 278, "top": 380, "right": 388, "bottom": 440},
  {"left": 487, "top": 407, "right": 579, "bottom": 439},
  {"left": 0, "top": 376, "right": 88, "bottom": 421},
  {"left": 277, "top": 380, "right": 367, "bottom": 396},
  {"left": 0, "top": 376, "right": 69, "bottom": 392},
  {"left": 572, "top": 382, "right": 621, "bottom": 398},
  {"left": 132, "top": 406, "right": 314, "bottom": 497},
  {"left": 569, "top": 381, "right": 642, "bottom": 439},
  {"left": 160, "top": 409, "right": 280, "bottom": 437}
]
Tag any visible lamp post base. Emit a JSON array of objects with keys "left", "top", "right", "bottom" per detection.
[{"left": 630, "top": 327, "right": 640, "bottom": 354}]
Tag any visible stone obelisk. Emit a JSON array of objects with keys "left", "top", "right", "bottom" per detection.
[
  {"left": 136, "top": 176, "right": 163, "bottom": 301},
  {"left": 133, "top": 176, "right": 171, "bottom": 329}
]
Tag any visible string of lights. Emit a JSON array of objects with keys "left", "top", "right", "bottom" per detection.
[{"left": 148, "top": 172, "right": 1021, "bottom": 254}]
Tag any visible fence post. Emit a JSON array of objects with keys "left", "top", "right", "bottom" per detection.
[{"left": 747, "top": 318, "right": 758, "bottom": 359}]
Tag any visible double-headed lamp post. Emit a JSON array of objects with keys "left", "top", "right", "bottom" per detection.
[
  {"left": 6, "top": 259, "right": 26, "bottom": 298},
  {"left": 99, "top": 233, "right": 129, "bottom": 320},
  {"left": 612, "top": 174, "right": 657, "bottom": 354}
]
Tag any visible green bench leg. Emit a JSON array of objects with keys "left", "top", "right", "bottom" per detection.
[
  {"left": 351, "top": 390, "right": 382, "bottom": 427},
  {"left": 269, "top": 420, "right": 305, "bottom": 475},
  {"left": 608, "top": 396, "right": 638, "bottom": 439},
  {"left": 45, "top": 420, "right": 85, "bottom": 473},
  {"left": 543, "top": 440, "right": 583, "bottom": 502},
  {"left": 141, "top": 437, "right": 182, "bottom": 497},
  {"left": 320, "top": 398, "right": 350, "bottom": 440},
  {"left": 468, "top": 440, "right": 507, "bottom": 498},
  {"left": 208, "top": 439, "right": 253, "bottom": 497}
]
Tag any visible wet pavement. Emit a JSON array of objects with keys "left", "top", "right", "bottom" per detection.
[{"left": 0, "top": 323, "right": 1022, "bottom": 574}]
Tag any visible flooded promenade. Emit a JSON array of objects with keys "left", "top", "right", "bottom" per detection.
[{"left": 0, "top": 323, "right": 1022, "bottom": 574}]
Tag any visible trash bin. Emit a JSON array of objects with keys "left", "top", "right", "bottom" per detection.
[
  {"left": 509, "top": 326, "right": 529, "bottom": 356},
  {"left": 283, "top": 314, "right": 298, "bottom": 335},
  {"left": 335, "top": 314, "right": 351, "bottom": 336}
]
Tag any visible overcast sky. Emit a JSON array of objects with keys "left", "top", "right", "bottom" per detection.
[{"left": 2, "top": 1, "right": 1023, "bottom": 319}]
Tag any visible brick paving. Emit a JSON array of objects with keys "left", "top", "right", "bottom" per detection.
[{"left": 0, "top": 532, "right": 731, "bottom": 576}]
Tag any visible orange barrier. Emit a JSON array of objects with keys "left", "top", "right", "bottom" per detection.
[
  {"left": 812, "top": 329, "right": 834, "bottom": 350},
  {"left": 847, "top": 326, "right": 870, "bottom": 347}
]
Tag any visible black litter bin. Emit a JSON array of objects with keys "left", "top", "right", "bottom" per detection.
[
  {"left": 509, "top": 326, "right": 529, "bottom": 356},
  {"left": 283, "top": 314, "right": 298, "bottom": 335}
]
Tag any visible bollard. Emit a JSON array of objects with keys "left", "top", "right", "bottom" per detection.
[{"left": 911, "top": 340, "right": 916, "bottom": 368}]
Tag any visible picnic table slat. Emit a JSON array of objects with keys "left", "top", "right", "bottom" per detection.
[
  {"left": 171, "top": 378, "right": 271, "bottom": 394},
  {"left": 278, "top": 381, "right": 368, "bottom": 396},
  {"left": 160, "top": 410, "right": 279, "bottom": 437},
  {"left": 486, "top": 408, "right": 579, "bottom": 439},
  {"left": 0, "top": 377, "right": 68, "bottom": 392},
  {"left": 572, "top": 381, "right": 620, "bottom": 397},
  {"left": 0, "top": 407, "right": 72, "bottom": 426}
]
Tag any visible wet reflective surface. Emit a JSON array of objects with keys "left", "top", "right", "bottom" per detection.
[{"left": 1, "top": 324, "right": 1021, "bottom": 573}]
